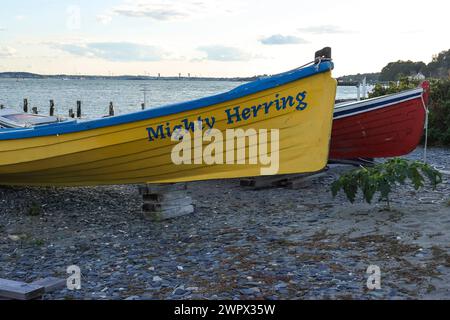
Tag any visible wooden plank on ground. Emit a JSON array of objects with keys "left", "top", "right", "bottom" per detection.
[
  {"left": 286, "top": 172, "right": 328, "bottom": 189},
  {"left": 0, "top": 278, "right": 45, "bottom": 300},
  {"left": 30, "top": 277, "right": 66, "bottom": 293},
  {"left": 240, "top": 175, "right": 291, "bottom": 189},
  {"left": 240, "top": 171, "right": 329, "bottom": 190}
]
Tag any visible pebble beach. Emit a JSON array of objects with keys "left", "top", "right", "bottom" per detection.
[{"left": 0, "top": 147, "right": 449, "bottom": 300}]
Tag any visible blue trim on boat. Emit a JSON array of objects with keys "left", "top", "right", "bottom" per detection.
[
  {"left": 0, "top": 61, "right": 333, "bottom": 140},
  {"left": 334, "top": 91, "right": 422, "bottom": 118}
]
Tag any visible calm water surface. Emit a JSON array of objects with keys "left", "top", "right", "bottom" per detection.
[{"left": 0, "top": 79, "right": 362, "bottom": 118}]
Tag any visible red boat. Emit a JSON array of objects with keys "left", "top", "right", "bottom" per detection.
[{"left": 330, "top": 81, "right": 430, "bottom": 159}]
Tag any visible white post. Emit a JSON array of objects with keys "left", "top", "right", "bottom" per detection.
[
  {"left": 357, "top": 85, "right": 361, "bottom": 101},
  {"left": 362, "top": 77, "right": 367, "bottom": 99}
]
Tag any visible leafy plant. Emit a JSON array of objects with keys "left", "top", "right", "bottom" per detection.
[
  {"left": 26, "top": 202, "right": 42, "bottom": 216},
  {"left": 331, "top": 159, "right": 442, "bottom": 209},
  {"left": 427, "top": 79, "right": 450, "bottom": 146},
  {"left": 368, "top": 77, "right": 420, "bottom": 98}
]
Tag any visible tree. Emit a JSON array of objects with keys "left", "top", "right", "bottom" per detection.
[
  {"left": 379, "top": 60, "right": 427, "bottom": 81},
  {"left": 427, "top": 49, "right": 450, "bottom": 78}
]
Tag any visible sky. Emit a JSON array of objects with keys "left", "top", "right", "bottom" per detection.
[{"left": 0, "top": 0, "right": 449, "bottom": 77}]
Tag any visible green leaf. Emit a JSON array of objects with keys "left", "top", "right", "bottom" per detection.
[{"left": 331, "top": 158, "right": 443, "bottom": 207}]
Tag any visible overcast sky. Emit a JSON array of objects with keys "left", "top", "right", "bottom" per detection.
[{"left": 0, "top": 0, "right": 448, "bottom": 77}]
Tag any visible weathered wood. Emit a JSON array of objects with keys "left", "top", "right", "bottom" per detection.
[
  {"left": 109, "top": 102, "right": 115, "bottom": 116},
  {"left": 0, "top": 278, "right": 45, "bottom": 300},
  {"left": 241, "top": 170, "right": 329, "bottom": 190},
  {"left": 141, "top": 103, "right": 146, "bottom": 110},
  {"left": 143, "top": 197, "right": 193, "bottom": 212},
  {"left": 49, "top": 100, "right": 55, "bottom": 116},
  {"left": 286, "top": 172, "right": 328, "bottom": 189},
  {"left": 30, "top": 277, "right": 66, "bottom": 293},
  {"left": 240, "top": 175, "right": 291, "bottom": 189},
  {"left": 143, "top": 190, "right": 190, "bottom": 203},
  {"left": 69, "top": 108, "right": 75, "bottom": 118},
  {"left": 143, "top": 205, "right": 195, "bottom": 221},
  {"left": 32, "top": 106, "right": 38, "bottom": 115},
  {"left": 138, "top": 183, "right": 187, "bottom": 195},
  {"left": 76, "top": 101, "right": 82, "bottom": 118},
  {"left": 23, "top": 98, "right": 28, "bottom": 113},
  {"left": 139, "top": 183, "right": 194, "bottom": 221}
]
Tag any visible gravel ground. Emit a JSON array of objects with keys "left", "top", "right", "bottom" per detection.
[{"left": 0, "top": 147, "right": 449, "bottom": 300}]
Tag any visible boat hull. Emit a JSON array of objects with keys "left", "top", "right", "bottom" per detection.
[
  {"left": 330, "top": 84, "right": 427, "bottom": 159},
  {"left": 0, "top": 68, "right": 336, "bottom": 186}
]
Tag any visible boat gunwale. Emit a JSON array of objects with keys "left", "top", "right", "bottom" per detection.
[
  {"left": 334, "top": 87, "right": 423, "bottom": 111},
  {"left": 333, "top": 88, "right": 424, "bottom": 119}
]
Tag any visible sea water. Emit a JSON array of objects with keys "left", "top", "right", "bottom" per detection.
[{"left": 0, "top": 78, "right": 361, "bottom": 119}]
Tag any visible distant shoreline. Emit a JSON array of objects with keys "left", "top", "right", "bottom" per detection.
[
  {"left": 0, "top": 72, "right": 256, "bottom": 82},
  {"left": 0, "top": 72, "right": 383, "bottom": 84}
]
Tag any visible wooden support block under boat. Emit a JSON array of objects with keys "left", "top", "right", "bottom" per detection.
[
  {"left": 143, "top": 192, "right": 191, "bottom": 204},
  {"left": 143, "top": 197, "right": 193, "bottom": 212},
  {"left": 284, "top": 171, "right": 328, "bottom": 190},
  {"left": 240, "top": 174, "right": 293, "bottom": 189},
  {"left": 240, "top": 170, "right": 328, "bottom": 190},
  {"left": 140, "top": 183, "right": 194, "bottom": 221},
  {"left": 138, "top": 183, "right": 188, "bottom": 195}
]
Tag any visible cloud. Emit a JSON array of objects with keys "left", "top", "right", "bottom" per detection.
[
  {"left": 0, "top": 46, "right": 17, "bottom": 58},
  {"left": 298, "top": 25, "right": 351, "bottom": 34},
  {"left": 53, "top": 42, "right": 166, "bottom": 62},
  {"left": 0, "top": 27, "right": 6, "bottom": 31},
  {"left": 260, "top": 34, "right": 308, "bottom": 45},
  {"left": 114, "top": 7, "right": 186, "bottom": 20},
  {"left": 104, "top": 0, "right": 201, "bottom": 21},
  {"left": 98, "top": 0, "right": 243, "bottom": 23},
  {"left": 96, "top": 14, "right": 113, "bottom": 25},
  {"left": 197, "top": 45, "right": 254, "bottom": 61},
  {"left": 15, "top": 15, "right": 26, "bottom": 21}
]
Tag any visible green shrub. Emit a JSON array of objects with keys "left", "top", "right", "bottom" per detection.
[
  {"left": 427, "top": 79, "right": 450, "bottom": 146},
  {"left": 368, "top": 77, "right": 419, "bottom": 98},
  {"left": 27, "top": 202, "right": 42, "bottom": 216},
  {"left": 331, "top": 158, "right": 442, "bottom": 209}
]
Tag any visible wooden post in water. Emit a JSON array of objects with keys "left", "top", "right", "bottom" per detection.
[
  {"left": 69, "top": 108, "right": 75, "bottom": 118},
  {"left": 141, "top": 103, "right": 146, "bottom": 110},
  {"left": 32, "top": 107, "right": 38, "bottom": 115},
  {"left": 109, "top": 102, "right": 115, "bottom": 116},
  {"left": 76, "top": 101, "right": 82, "bottom": 118},
  {"left": 0, "top": 104, "right": 4, "bottom": 109},
  {"left": 23, "top": 99, "right": 28, "bottom": 113},
  {"left": 49, "top": 100, "right": 55, "bottom": 116}
]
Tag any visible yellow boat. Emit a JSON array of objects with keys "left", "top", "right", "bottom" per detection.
[{"left": 0, "top": 48, "right": 337, "bottom": 186}]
